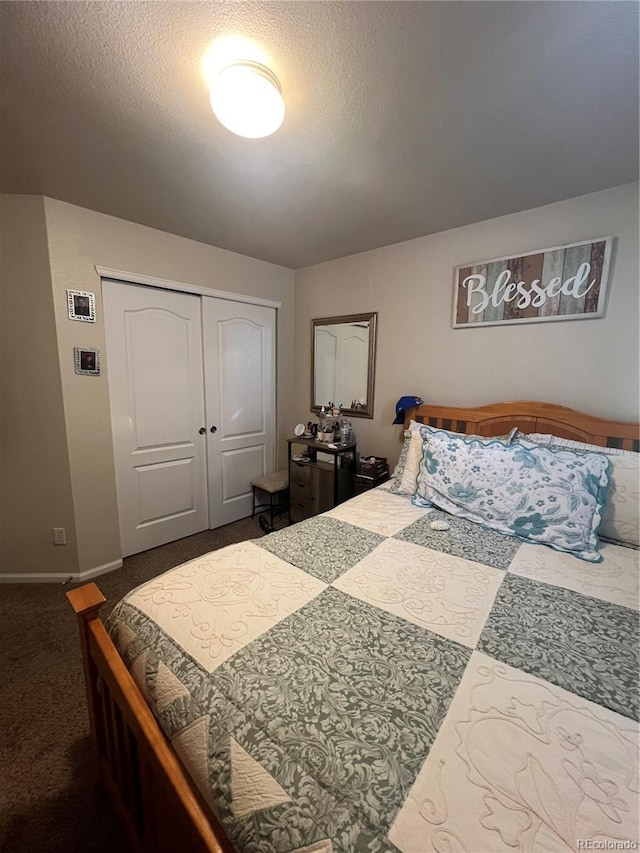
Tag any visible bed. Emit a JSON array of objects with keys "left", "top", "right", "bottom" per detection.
[{"left": 67, "top": 401, "right": 640, "bottom": 853}]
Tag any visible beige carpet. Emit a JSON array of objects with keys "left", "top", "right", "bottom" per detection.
[{"left": 0, "top": 516, "right": 266, "bottom": 852}]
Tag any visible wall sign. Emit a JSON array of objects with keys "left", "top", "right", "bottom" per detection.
[{"left": 453, "top": 237, "right": 613, "bottom": 328}]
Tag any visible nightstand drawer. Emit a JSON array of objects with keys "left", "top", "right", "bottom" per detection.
[
  {"left": 290, "top": 501, "right": 314, "bottom": 523},
  {"left": 290, "top": 479, "right": 313, "bottom": 508},
  {"left": 290, "top": 462, "right": 312, "bottom": 485}
]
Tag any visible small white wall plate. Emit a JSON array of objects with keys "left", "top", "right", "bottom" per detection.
[{"left": 294, "top": 423, "right": 305, "bottom": 436}]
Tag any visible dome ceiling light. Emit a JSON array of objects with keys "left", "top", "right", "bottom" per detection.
[{"left": 209, "top": 61, "right": 285, "bottom": 139}]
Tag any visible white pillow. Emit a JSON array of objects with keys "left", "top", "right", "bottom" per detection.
[
  {"left": 390, "top": 421, "right": 424, "bottom": 495},
  {"left": 523, "top": 432, "right": 633, "bottom": 457},
  {"left": 396, "top": 430, "right": 424, "bottom": 494},
  {"left": 520, "top": 432, "right": 639, "bottom": 547}
]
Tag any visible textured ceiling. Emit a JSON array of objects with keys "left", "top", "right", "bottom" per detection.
[{"left": 1, "top": 1, "right": 638, "bottom": 269}]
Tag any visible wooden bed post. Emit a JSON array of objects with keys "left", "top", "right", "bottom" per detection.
[
  {"left": 67, "top": 582, "right": 108, "bottom": 768},
  {"left": 67, "top": 582, "right": 230, "bottom": 852}
]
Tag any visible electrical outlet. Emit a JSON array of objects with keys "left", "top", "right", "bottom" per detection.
[{"left": 52, "top": 527, "right": 66, "bottom": 545}]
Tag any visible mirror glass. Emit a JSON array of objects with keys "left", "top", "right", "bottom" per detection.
[{"left": 311, "top": 313, "right": 377, "bottom": 419}]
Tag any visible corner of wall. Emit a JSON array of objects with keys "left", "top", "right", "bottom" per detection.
[{"left": 0, "top": 194, "right": 79, "bottom": 578}]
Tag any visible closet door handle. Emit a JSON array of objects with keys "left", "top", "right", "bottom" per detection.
[
  {"left": 198, "top": 427, "right": 206, "bottom": 435},
  {"left": 210, "top": 426, "right": 218, "bottom": 434}
]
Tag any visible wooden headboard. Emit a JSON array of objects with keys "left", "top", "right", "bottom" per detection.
[{"left": 405, "top": 401, "right": 639, "bottom": 452}]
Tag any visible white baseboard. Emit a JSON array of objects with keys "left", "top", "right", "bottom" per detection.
[{"left": 0, "top": 558, "right": 123, "bottom": 584}]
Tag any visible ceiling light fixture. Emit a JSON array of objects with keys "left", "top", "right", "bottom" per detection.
[{"left": 210, "top": 61, "right": 285, "bottom": 139}]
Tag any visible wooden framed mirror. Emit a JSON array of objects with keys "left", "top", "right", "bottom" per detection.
[{"left": 311, "top": 312, "right": 377, "bottom": 419}]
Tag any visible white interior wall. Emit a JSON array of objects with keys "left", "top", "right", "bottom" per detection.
[
  {"left": 294, "top": 183, "right": 639, "bottom": 467},
  {"left": 1, "top": 183, "right": 636, "bottom": 578},
  {"left": 40, "top": 197, "right": 295, "bottom": 576},
  {"left": 0, "top": 195, "right": 79, "bottom": 578}
]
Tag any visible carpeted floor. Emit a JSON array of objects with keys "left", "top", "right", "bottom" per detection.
[{"left": 0, "top": 516, "right": 267, "bottom": 852}]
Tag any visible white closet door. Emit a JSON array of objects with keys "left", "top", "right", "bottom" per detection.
[
  {"left": 203, "top": 299, "right": 276, "bottom": 528},
  {"left": 103, "top": 281, "right": 209, "bottom": 556}
]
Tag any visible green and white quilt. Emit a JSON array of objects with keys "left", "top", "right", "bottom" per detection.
[{"left": 107, "top": 484, "right": 639, "bottom": 853}]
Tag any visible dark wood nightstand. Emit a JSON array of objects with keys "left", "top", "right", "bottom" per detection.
[
  {"left": 287, "top": 437, "right": 356, "bottom": 523},
  {"left": 354, "top": 471, "right": 390, "bottom": 495}
]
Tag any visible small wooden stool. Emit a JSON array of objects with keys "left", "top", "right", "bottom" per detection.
[{"left": 250, "top": 471, "right": 289, "bottom": 532}]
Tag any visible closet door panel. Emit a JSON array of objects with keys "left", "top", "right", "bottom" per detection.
[
  {"left": 103, "top": 280, "right": 209, "bottom": 556},
  {"left": 218, "top": 319, "right": 265, "bottom": 438},
  {"left": 128, "top": 310, "right": 193, "bottom": 448},
  {"left": 203, "top": 299, "right": 276, "bottom": 528},
  {"left": 135, "top": 458, "right": 200, "bottom": 523},
  {"left": 222, "top": 445, "right": 266, "bottom": 501}
]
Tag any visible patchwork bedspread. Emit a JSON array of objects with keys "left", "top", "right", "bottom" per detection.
[{"left": 107, "top": 485, "right": 640, "bottom": 853}]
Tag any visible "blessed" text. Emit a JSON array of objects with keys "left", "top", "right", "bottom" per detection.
[{"left": 462, "top": 262, "right": 596, "bottom": 313}]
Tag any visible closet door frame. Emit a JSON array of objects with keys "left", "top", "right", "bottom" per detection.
[
  {"left": 99, "top": 266, "right": 281, "bottom": 547},
  {"left": 96, "top": 266, "right": 281, "bottom": 310}
]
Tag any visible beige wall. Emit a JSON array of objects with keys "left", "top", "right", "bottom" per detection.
[
  {"left": 294, "top": 183, "right": 639, "bottom": 468},
  {"left": 2, "top": 183, "right": 636, "bottom": 577},
  {"left": 35, "top": 197, "right": 294, "bottom": 576},
  {"left": 0, "top": 195, "right": 78, "bottom": 577}
]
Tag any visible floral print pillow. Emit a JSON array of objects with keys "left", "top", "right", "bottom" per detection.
[
  {"left": 516, "top": 432, "right": 639, "bottom": 548},
  {"left": 413, "top": 428, "right": 612, "bottom": 562},
  {"left": 392, "top": 423, "right": 518, "bottom": 497}
]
